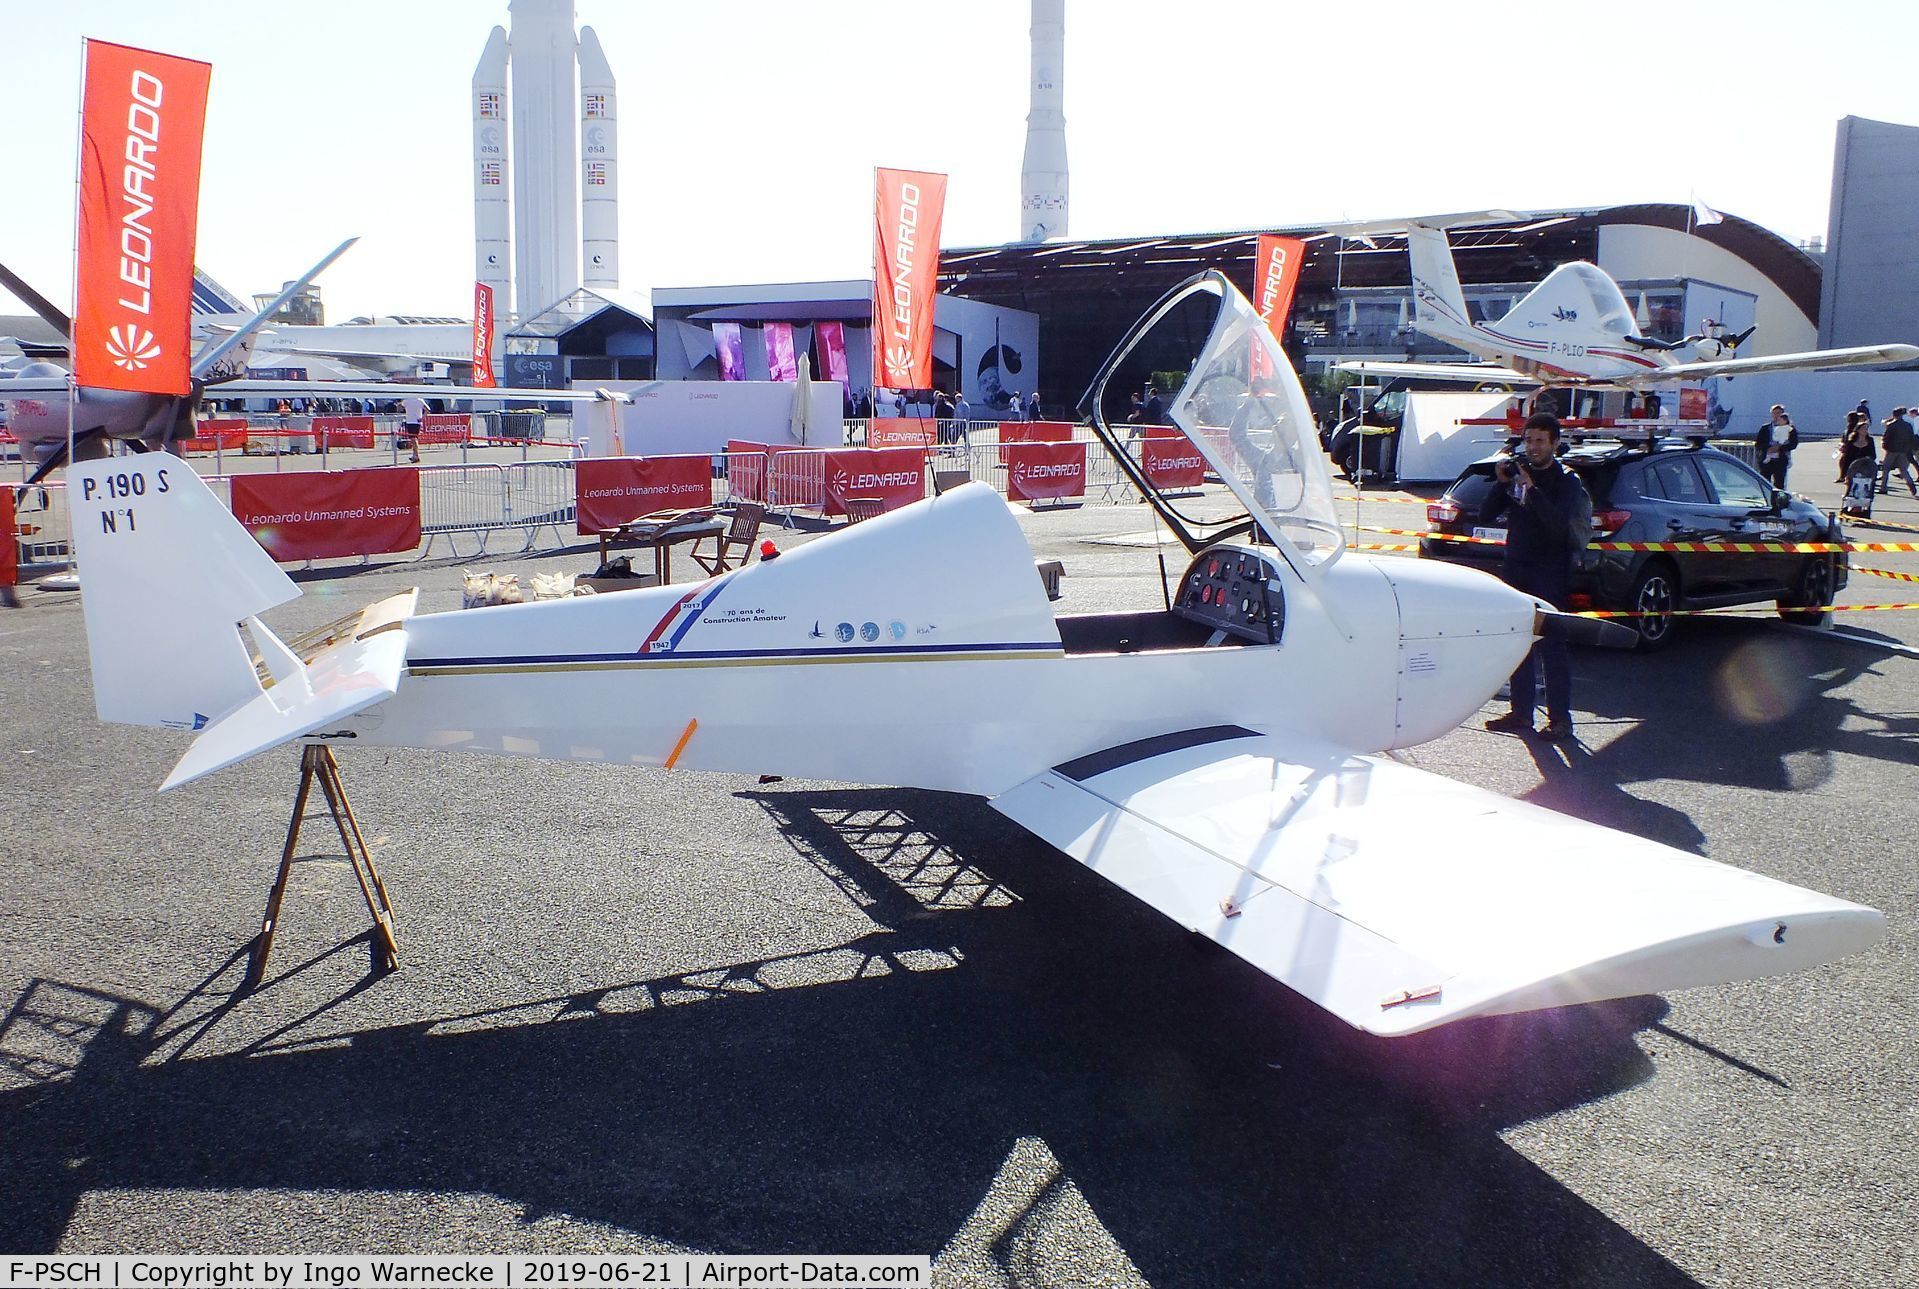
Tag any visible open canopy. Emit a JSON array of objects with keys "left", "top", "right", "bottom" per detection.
[{"left": 1082, "top": 271, "right": 1343, "bottom": 573}]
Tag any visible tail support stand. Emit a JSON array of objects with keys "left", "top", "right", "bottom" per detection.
[{"left": 245, "top": 744, "right": 400, "bottom": 991}]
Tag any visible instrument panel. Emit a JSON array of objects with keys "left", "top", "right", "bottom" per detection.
[{"left": 1173, "top": 543, "right": 1285, "bottom": 643}]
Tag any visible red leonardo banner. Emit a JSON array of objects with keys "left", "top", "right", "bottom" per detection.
[
  {"left": 1253, "top": 235, "right": 1307, "bottom": 342},
  {"left": 824, "top": 448, "right": 926, "bottom": 515},
  {"left": 312, "top": 415, "right": 375, "bottom": 449},
  {"left": 1142, "top": 427, "right": 1206, "bottom": 489},
  {"left": 420, "top": 413, "right": 471, "bottom": 444},
  {"left": 868, "top": 418, "right": 936, "bottom": 449},
  {"left": 997, "top": 419, "right": 1073, "bottom": 464},
  {"left": 872, "top": 167, "right": 948, "bottom": 390},
  {"left": 471, "top": 282, "right": 497, "bottom": 387},
  {"left": 1005, "top": 440, "right": 1086, "bottom": 503},
  {"left": 231, "top": 468, "right": 422, "bottom": 562},
  {"left": 182, "top": 417, "right": 246, "bottom": 454},
  {"left": 73, "top": 41, "right": 211, "bottom": 396},
  {"left": 576, "top": 456, "right": 714, "bottom": 534},
  {"left": 0, "top": 491, "right": 16, "bottom": 589}
]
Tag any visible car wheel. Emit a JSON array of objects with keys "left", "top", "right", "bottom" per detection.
[
  {"left": 1628, "top": 560, "right": 1678, "bottom": 650},
  {"left": 1778, "top": 556, "right": 1834, "bottom": 625}
]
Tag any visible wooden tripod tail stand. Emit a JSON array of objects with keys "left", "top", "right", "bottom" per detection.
[{"left": 245, "top": 744, "right": 400, "bottom": 991}]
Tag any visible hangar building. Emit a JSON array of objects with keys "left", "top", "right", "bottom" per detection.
[{"left": 937, "top": 204, "right": 1832, "bottom": 415}]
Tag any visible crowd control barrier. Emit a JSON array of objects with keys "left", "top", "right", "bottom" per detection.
[{"left": 416, "top": 460, "right": 579, "bottom": 558}]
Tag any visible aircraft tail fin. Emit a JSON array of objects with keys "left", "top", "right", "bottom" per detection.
[
  {"left": 1404, "top": 223, "right": 1476, "bottom": 341},
  {"left": 71, "top": 456, "right": 300, "bottom": 730},
  {"left": 190, "top": 267, "right": 251, "bottom": 318}
]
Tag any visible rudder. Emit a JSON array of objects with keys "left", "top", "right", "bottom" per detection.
[
  {"left": 71, "top": 455, "right": 299, "bottom": 729},
  {"left": 1405, "top": 223, "right": 1474, "bottom": 339}
]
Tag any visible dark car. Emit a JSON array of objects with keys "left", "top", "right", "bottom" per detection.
[{"left": 1419, "top": 438, "right": 1847, "bottom": 648}]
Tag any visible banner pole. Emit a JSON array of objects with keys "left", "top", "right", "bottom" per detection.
[
  {"left": 68, "top": 38, "right": 88, "bottom": 486},
  {"left": 870, "top": 166, "right": 880, "bottom": 419}
]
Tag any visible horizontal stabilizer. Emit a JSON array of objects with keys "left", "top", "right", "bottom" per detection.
[
  {"left": 163, "top": 623, "right": 410, "bottom": 791},
  {"left": 991, "top": 731, "right": 1882, "bottom": 1036}
]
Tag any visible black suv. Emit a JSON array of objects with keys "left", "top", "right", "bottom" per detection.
[{"left": 1420, "top": 439, "right": 1847, "bottom": 648}]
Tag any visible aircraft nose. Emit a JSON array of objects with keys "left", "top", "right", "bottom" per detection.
[{"left": 1375, "top": 556, "right": 1539, "bottom": 642}]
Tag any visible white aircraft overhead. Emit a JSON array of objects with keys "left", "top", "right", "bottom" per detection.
[
  {"left": 1339, "top": 221, "right": 1919, "bottom": 390},
  {"left": 68, "top": 273, "right": 1883, "bottom": 1037},
  {"left": 189, "top": 266, "right": 475, "bottom": 381},
  {"left": 0, "top": 241, "right": 610, "bottom": 488}
]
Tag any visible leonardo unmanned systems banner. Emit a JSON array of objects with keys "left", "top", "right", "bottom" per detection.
[{"left": 231, "top": 469, "right": 423, "bottom": 562}]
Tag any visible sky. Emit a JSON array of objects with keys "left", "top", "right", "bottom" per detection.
[{"left": 3, "top": 0, "right": 1917, "bottom": 324}]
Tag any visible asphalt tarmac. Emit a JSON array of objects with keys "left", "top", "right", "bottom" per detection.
[{"left": 1, "top": 468, "right": 1914, "bottom": 1286}]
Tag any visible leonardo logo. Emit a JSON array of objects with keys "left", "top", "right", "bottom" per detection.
[{"left": 107, "top": 325, "right": 162, "bottom": 371}]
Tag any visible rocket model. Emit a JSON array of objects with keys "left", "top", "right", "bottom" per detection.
[
  {"left": 578, "top": 26, "right": 618, "bottom": 291},
  {"left": 1019, "top": 0, "right": 1068, "bottom": 243},
  {"left": 473, "top": 27, "right": 513, "bottom": 318},
  {"left": 472, "top": 0, "right": 620, "bottom": 324}
]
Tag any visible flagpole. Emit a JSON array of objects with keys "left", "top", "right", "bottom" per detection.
[
  {"left": 869, "top": 166, "right": 880, "bottom": 442},
  {"left": 67, "top": 38, "right": 89, "bottom": 491},
  {"left": 62, "top": 38, "right": 90, "bottom": 582}
]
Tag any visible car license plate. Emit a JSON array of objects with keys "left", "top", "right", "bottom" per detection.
[{"left": 1471, "top": 527, "right": 1508, "bottom": 542}]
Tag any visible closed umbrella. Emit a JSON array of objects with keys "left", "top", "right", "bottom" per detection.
[{"left": 790, "top": 352, "right": 814, "bottom": 445}]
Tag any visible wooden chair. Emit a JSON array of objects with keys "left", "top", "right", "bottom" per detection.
[
  {"left": 691, "top": 501, "right": 764, "bottom": 574},
  {"left": 844, "top": 497, "right": 885, "bottom": 525}
]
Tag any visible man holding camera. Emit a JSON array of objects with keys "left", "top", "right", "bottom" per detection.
[{"left": 1481, "top": 412, "right": 1589, "bottom": 742}]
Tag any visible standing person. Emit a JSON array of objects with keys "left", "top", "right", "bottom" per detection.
[
  {"left": 933, "top": 388, "right": 955, "bottom": 444},
  {"left": 1026, "top": 391, "right": 1042, "bottom": 421},
  {"left": 400, "top": 393, "right": 426, "bottom": 464},
  {"left": 1838, "top": 410, "right": 1876, "bottom": 482},
  {"left": 1142, "top": 384, "right": 1167, "bottom": 426},
  {"left": 1007, "top": 392, "right": 1024, "bottom": 421},
  {"left": 1878, "top": 407, "right": 1917, "bottom": 495},
  {"left": 1753, "top": 404, "right": 1798, "bottom": 489},
  {"left": 1481, "top": 413, "right": 1587, "bottom": 742}
]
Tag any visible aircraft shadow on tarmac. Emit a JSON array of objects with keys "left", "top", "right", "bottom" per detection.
[
  {"left": 0, "top": 786, "right": 1701, "bottom": 1287},
  {"left": 1515, "top": 617, "right": 1914, "bottom": 846}
]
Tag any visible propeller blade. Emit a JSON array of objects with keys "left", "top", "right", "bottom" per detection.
[
  {"left": 0, "top": 260, "right": 71, "bottom": 339},
  {"left": 1535, "top": 607, "right": 1638, "bottom": 649}
]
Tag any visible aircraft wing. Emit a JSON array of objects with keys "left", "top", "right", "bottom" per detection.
[
  {"left": 1334, "top": 359, "right": 1532, "bottom": 386},
  {"left": 990, "top": 728, "right": 1881, "bottom": 1036},
  {"left": 0, "top": 376, "right": 72, "bottom": 396},
  {"left": 1645, "top": 344, "right": 1919, "bottom": 383},
  {"left": 218, "top": 379, "right": 618, "bottom": 402}
]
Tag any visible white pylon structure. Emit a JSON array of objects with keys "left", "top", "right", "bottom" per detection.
[
  {"left": 472, "top": 0, "right": 621, "bottom": 323},
  {"left": 1019, "top": 0, "right": 1069, "bottom": 243}
]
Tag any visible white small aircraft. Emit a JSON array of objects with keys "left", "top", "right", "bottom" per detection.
[
  {"left": 68, "top": 273, "right": 1883, "bottom": 1036},
  {"left": 1339, "top": 221, "right": 1919, "bottom": 390}
]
